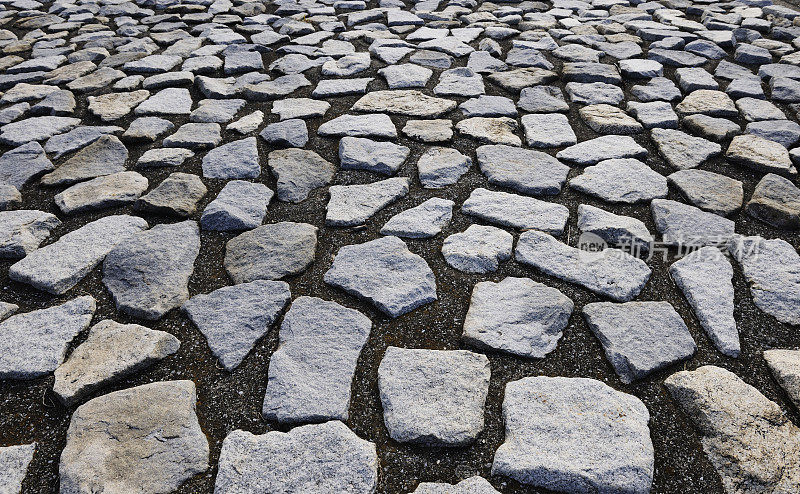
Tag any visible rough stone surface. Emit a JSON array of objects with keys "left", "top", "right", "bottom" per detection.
[
  {"left": 378, "top": 347, "right": 490, "bottom": 446},
  {"left": 224, "top": 222, "right": 317, "bottom": 284},
  {"left": 462, "top": 188, "right": 569, "bottom": 234},
  {"left": 492, "top": 376, "right": 653, "bottom": 493},
  {"left": 476, "top": 144, "right": 569, "bottom": 195},
  {"left": 0, "top": 443, "right": 36, "bottom": 494},
  {"left": 326, "top": 177, "right": 410, "bottom": 227},
  {"left": 59, "top": 380, "right": 209, "bottom": 494},
  {"left": 263, "top": 296, "right": 371, "bottom": 423},
  {"left": 442, "top": 225, "right": 513, "bottom": 274},
  {"left": 0, "top": 210, "right": 61, "bottom": 259},
  {"left": 268, "top": 148, "right": 336, "bottom": 203},
  {"left": 324, "top": 236, "right": 437, "bottom": 318},
  {"left": 380, "top": 198, "right": 453, "bottom": 239}
]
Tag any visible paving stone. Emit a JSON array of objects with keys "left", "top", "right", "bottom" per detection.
[
  {"left": 626, "top": 100, "right": 679, "bottom": 128},
  {"left": 463, "top": 277, "right": 573, "bottom": 358},
  {"left": 378, "top": 347, "right": 489, "bottom": 446},
  {"left": 380, "top": 198, "right": 453, "bottom": 239},
  {"left": 631, "top": 77, "right": 682, "bottom": 102},
  {"left": 327, "top": 177, "right": 409, "bottom": 227},
  {"left": 53, "top": 320, "right": 180, "bottom": 406},
  {"left": 520, "top": 113, "right": 576, "bottom": 147},
  {"left": 162, "top": 122, "right": 222, "bottom": 150},
  {"left": 557, "top": 135, "right": 647, "bottom": 165},
  {"left": 60, "top": 380, "right": 209, "bottom": 494},
  {"left": 569, "top": 158, "right": 668, "bottom": 203},
  {"left": 201, "top": 180, "right": 273, "bottom": 231},
  {"left": 726, "top": 134, "right": 797, "bottom": 176},
  {"left": 87, "top": 90, "right": 149, "bottom": 121},
  {"left": 185, "top": 281, "right": 290, "bottom": 370},
  {"left": 404, "top": 119, "right": 453, "bottom": 143},
  {"left": 271, "top": 97, "right": 329, "bottom": 119},
  {"left": 0, "top": 116, "right": 80, "bottom": 146},
  {"left": 515, "top": 230, "right": 651, "bottom": 301},
  {"left": 134, "top": 87, "right": 192, "bottom": 116},
  {"left": 651, "top": 199, "right": 736, "bottom": 246},
  {"left": 746, "top": 173, "right": 800, "bottom": 229},
  {"left": 456, "top": 117, "right": 521, "bottom": 146},
  {"left": 516, "top": 85, "right": 569, "bottom": 112},
  {"left": 579, "top": 104, "right": 642, "bottom": 134},
  {"left": 9, "top": 215, "right": 147, "bottom": 295},
  {"left": 412, "top": 477, "right": 499, "bottom": 494},
  {"left": 665, "top": 366, "right": 800, "bottom": 494},
  {"left": 135, "top": 173, "right": 207, "bottom": 217},
  {"left": 667, "top": 169, "right": 744, "bottom": 216},
  {"left": 228, "top": 110, "right": 264, "bottom": 134},
  {"left": 55, "top": 171, "right": 148, "bottom": 214},
  {"left": 317, "top": 113, "right": 397, "bottom": 138},
  {"left": 651, "top": 128, "right": 721, "bottom": 170},
  {"left": 676, "top": 89, "right": 738, "bottom": 118},
  {"left": 764, "top": 349, "right": 800, "bottom": 408},
  {"left": 103, "top": 221, "right": 200, "bottom": 320},
  {"left": 259, "top": 119, "right": 308, "bottom": 148},
  {"left": 462, "top": 188, "right": 569, "bottom": 234},
  {"left": 214, "top": 422, "right": 377, "bottom": 494},
  {"left": 492, "top": 376, "right": 653, "bottom": 492},
  {"left": 324, "top": 236, "right": 436, "bottom": 318},
  {"left": 0, "top": 209, "right": 60, "bottom": 259},
  {"left": 339, "top": 137, "right": 409, "bottom": 175},
  {"left": 578, "top": 204, "right": 653, "bottom": 253},
  {"left": 682, "top": 114, "right": 741, "bottom": 141},
  {"left": 379, "top": 63, "right": 433, "bottom": 88},
  {"left": 671, "top": 246, "right": 738, "bottom": 357},
  {"left": 267, "top": 148, "right": 336, "bottom": 203},
  {"left": 352, "top": 90, "right": 455, "bottom": 118},
  {"left": 263, "top": 296, "right": 371, "bottom": 422},
  {"left": 224, "top": 222, "right": 317, "bottom": 284},
  {"left": 487, "top": 67, "right": 558, "bottom": 92},
  {"left": 0, "top": 443, "right": 36, "bottom": 493},
  {"left": 122, "top": 116, "right": 174, "bottom": 142},
  {"left": 565, "top": 81, "right": 625, "bottom": 105},
  {"left": 459, "top": 95, "right": 516, "bottom": 118},
  {"left": 476, "top": 144, "right": 569, "bottom": 195},
  {"left": 583, "top": 301, "right": 695, "bottom": 383},
  {"left": 0, "top": 296, "right": 96, "bottom": 379},
  {"left": 202, "top": 137, "right": 260, "bottom": 179},
  {"left": 137, "top": 148, "right": 194, "bottom": 168},
  {"left": 442, "top": 225, "right": 513, "bottom": 274},
  {"left": 417, "top": 147, "right": 471, "bottom": 188},
  {"left": 190, "top": 99, "right": 245, "bottom": 123}
]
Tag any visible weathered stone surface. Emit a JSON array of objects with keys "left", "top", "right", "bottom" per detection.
[
  {"left": 40, "top": 135, "right": 128, "bottom": 186},
  {"left": 463, "top": 277, "right": 573, "bottom": 359},
  {"left": 224, "top": 222, "right": 317, "bottom": 284},
  {"left": 163, "top": 122, "right": 222, "bottom": 150},
  {"left": 745, "top": 173, "right": 800, "bottom": 229},
  {"left": 326, "top": 178, "right": 410, "bottom": 227},
  {"left": 477, "top": 144, "right": 569, "bottom": 196},
  {"left": 201, "top": 137, "right": 260, "bottom": 179},
  {"left": 380, "top": 198, "right": 454, "bottom": 238},
  {"left": 665, "top": 366, "right": 800, "bottom": 494},
  {"left": 53, "top": 320, "right": 180, "bottom": 406},
  {"left": 579, "top": 104, "right": 643, "bottom": 134},
  {"left": 54, "top": 171, "right": 148, "bottom": 214},
  {"left": 0, "top": 210, "right": 60, "bottom": 259},
  {"left": 583, "top": 301, "right": 696, "bottom": 383},
  {"left": 0, "top": 443, "right": 36, "bottom": 493},
  {"left": 59, "top": 381, "right": 209, "bottom": 494},
  {"left": 263, "top": 296, "right": 371, "bottom": 423},
  {"left": 492, "top": 376, "right": 653, "bottom": 493},
  {"left": 671, "top": 247, "right": 738, "bottom": 357},
  {"left": 417, "top": 147, "right": 471, "bottom": 188},
  {"left": 727, "top": 134, "right": 797, "bottom": 176},
  {"left": 578, "top": 204, "right": 653, "bottom": 253},
  {"left": 0, "top": 116, "right": 80, "bottom": 146},
  {"left": 134, "top": 87, "right": 192, "bottom": 116},
  {"left": 764, "top": 349, "right": 800, "bottom": 408},
  {"left": 412, "top": 477, "right": 499, "bottom": 494},
  {"left": 378, "top": 347, "right": 490, "bottom": 446},
  {"left": 267, "top": 148, "right": 336, "bottom": 203},
  {"left": 135, "top": 172, "right": 207, "bottom": 217},
  {"left": 352, "top": 90, "right": 455, "bottom": 117},
  {"left": 9, "top": 215, "right": 148, "bottom": 294},
  {"left": 214, "top": 422, "right": 377, "bottom": 494},
  {"left": 0, "top": 141, "right": 53, "bottom": 188},
  {"left": 184, "top": 281, "right": 290, "bottom": 370},
  {"left": 676, "top": 89, "right": 738, "bottom": 118},
  {"left": 557, "top": 135, "right": 647, "bottom": 165},
  {"left": 462, "top": 188, "right": 569, "bottom": 233},
  {"left": 515, "top": 230, "right": 651, "bottom": 301},
  {"left": 103, "top": 221, "right": 199, "bottom": 320},
  {"left": 317, "top": 113, "right": 397, "bottom": 138},
  {"left": 569, "top": 159, "right": 668, "bottom": 203},
  {"left": 651, "top": 128, "right": 721, "bottom": 170},
  {"left": 442, "top": 225, "right": 513, "bottom": 274},
  {"left": 668, "top": 169, "right": 743, "bottom": 216},
  {"left": 729, "top": 236, "right": 800, "bottom": 325},
  {"left": 651, "top": 199, "right": 736, "bottom": 246},
  {"left": 201, "top": 181, "right": 273, "bottom": 231},
  {"left": 137, "top": 148, "right": 193, "bottom": 168},
  {"left": 324, "top": 236, "right": 436, "bottom": 318},
  {"left": 88, "top": 90, "right": 149, "bottom": 121},
  {"left": 456, "top": 117, "right": 521, "bottom": 146},
  {"left": 339, "top": 137, "right": 409, "bottom": 175},
  {"left": 0, "top": 296, "right": 95, "bottom": 379}
]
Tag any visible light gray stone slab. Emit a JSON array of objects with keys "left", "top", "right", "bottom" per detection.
[
  {"left": 0, "top": 210, "right": 61, "bottom": 259},
  {"left": 267, "top": 148, "right": 336, "bottom": 203},
  {"left": 442, "top": 225, "right": 513, "bottom": 274},
  {"left": 0, "top": 443, "right": 36, "bottom": 494},
  {"left": 651, "top": 199, "right": 736, "bottom": 246},
  {"left": 477, "top": 144, "right": 570, "bottom": 195},
  {"left": 380, "top": 198, "right": 454, "bottom": 239},
  {"left": 326, "top": 177, "right": 410, "bottom": 227},
  {"left": 224, "top": 222, "right": 317, "bottom": 284},
  {"left": 201, "top": 181, "right": 273, "bottom": 231},
  {"left": 461, "top": 188, "right": 569, "bottom": 234}
]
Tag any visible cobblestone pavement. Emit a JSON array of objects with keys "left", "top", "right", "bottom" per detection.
[{"left": 0, "top": 0, "right": 800, "bottom": 492}]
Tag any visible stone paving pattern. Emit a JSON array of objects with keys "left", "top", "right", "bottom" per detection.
[{"left": 0, "top": 0, "right": 799, "bottom": 491}]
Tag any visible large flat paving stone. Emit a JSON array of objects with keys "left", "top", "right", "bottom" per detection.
[
  {"left": 263, "top": 296, "right": 371, "bottom": 423},
  {"left": 224, "top": 222, "right": 317, "bottom": 284}
]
